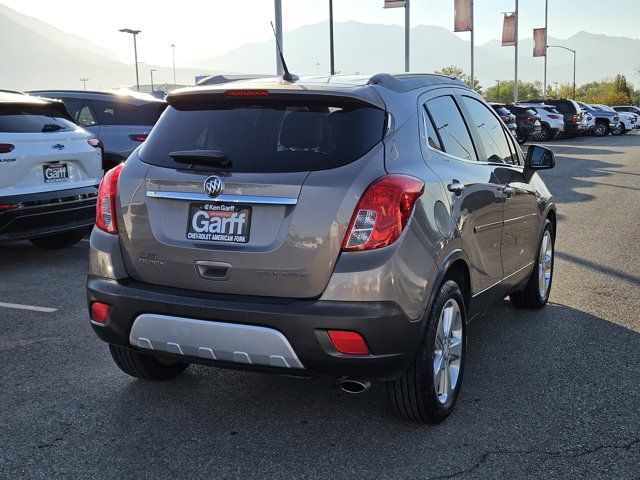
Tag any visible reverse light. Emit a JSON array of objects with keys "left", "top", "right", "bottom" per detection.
[
  {"left": 224, "top": 89, "right": 270, "bottom": 97},
  {"left": 90, "top": 302, "right": 110, "bottom": 324},
  {"left": 0, "top": 143, "right": 15, "bottom": 154},
  {"left": 342, "top": 174, "right": 424, "bottom": 252},
  {"left": 327, "top": 330, "right": 370, "bottom": 355},
  {"left": 96, "top": 164, "right": 123, "bottom": 234}
]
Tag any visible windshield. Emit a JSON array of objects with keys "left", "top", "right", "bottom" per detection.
[
  {"left": 140, "top": 101, "right": 386, "bottom": 173},
  {"left": 0, "top": 103, "right": 77, "bottom": 133}
]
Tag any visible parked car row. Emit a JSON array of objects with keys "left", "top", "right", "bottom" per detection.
[{"left": 491, "top": 98, "right": 638, "bottom": 144}]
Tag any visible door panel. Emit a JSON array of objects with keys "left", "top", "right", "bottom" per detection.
[
  {"left": 495, "top": 166, "right": 542, "bottom": 288},
  {"left": 420, "top": 92, "right": 504, "bottom": 301}
]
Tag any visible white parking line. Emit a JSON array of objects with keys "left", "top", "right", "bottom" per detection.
[{"left": 0, "top": 302, "right": 58, "bottom": 313}]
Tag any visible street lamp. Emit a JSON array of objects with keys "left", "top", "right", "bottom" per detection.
[
  {"left": 119, "top": 28, "right": 141, "bottom": 92},
  {"left": 548, "top": 45, "right": 576, "bottom": 99},
  {"left": 170, "top": 43, "right": 176, "bottom": 86},
  {"left": 150, "top": 69, "right": 157, "bottom": 92},
  {"left": 495, "top": 80, "right": 501, "bottom": 102},
  {"left": 80, "top": 77, "right": 89, "bottom": 91}
]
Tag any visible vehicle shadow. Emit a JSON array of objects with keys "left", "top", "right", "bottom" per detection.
[{"left": 96, "top": 302, "right": 640, "bottom": 478}]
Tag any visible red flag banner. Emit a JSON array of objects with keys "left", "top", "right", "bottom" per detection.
[
  {"left": 533, "top": 28, "right": 547, "bottom": 57},
  {"left": 501, "top": 13, "right": 517, "bottom": 46},
  {"left": 454, "top": 0, "right": 472, "bottom": 32}
]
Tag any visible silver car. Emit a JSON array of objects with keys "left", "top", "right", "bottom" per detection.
[
  {"left": 87, "top": 74, "right": 557, "bottom": 423},
  {"left": 29, "top": 90, "right": 166, "bottom": 171}
]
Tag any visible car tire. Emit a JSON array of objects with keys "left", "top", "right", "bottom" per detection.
[
  {"left": 510, "top": 219, "right": 555, "bottom": 309},
  {"left": 28, "top": 229, "right": 84, "bottom": 249},
  {"left": 594, "top": 121, "right": 609, "bottom": 137},
  {"left": 536, "top": 124, "right": 552, "bottom": 142},
  {"left": 611, "top": 124, "right": 624, "bottom": 136},
  {"left": 386, "top": 280, "right": 466, "bottom": 424},
  {"left": 109, "top": 344, "right": 190, "bottom": 380}
]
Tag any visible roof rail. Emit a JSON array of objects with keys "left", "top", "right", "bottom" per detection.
[{"left": 367, "top": 73, "right": 468, "bottom": 93}]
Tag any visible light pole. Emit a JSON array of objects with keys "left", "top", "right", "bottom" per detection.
[
  {"left": 329, "top": 0, "right": 335, "bottom": 75},
  {"left": 316, "top": 62, "right": 320, "bottom": 75},
  {"left": 514, "top": 0, "right": 519, "bottom": 102},
  {"left": 80, "top": 77, "right": 89, "bottom": 91},
  {"left": 543, "top": 0, "right": 548, "bottom": 99},
  {"left": 383, "top": 0, "right": 410, "bottom": 72},
  {"left": 150, "top": 69, "right": 157, "bottom": 92},
  {"left": 495, "top": 80, "right": 501, "bottom": 102},
  {"left": 119, "top": 28, "right": 141, "bottom": 91},
  {"left": 548, "top": 45, "right": 576, "bottom": 99},
  {"left": 170, "top": 43, "right": 176, "bottom": 86}
]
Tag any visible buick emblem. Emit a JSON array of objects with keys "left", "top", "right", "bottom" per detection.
[
  {"left": 52, "top": 144, "right": 65, "bottom": 150},
  {"left": 204, "top": 176, "right": 224, "bottom": 198}
]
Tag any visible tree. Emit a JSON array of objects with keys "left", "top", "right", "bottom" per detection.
[
  {"left": 434, "top": 65, "right": 482, "bottom": 94},
  {"left": 484, "top": 80, "right": 543, "bottom": 103}
]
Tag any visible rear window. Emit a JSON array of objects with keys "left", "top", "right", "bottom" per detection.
[
  {"left": 89, "top": 100, "right": 165, "bottom": 126},
  {"left": 0, "top": 103, "right": 77, "bottom": 133},
  {"left": 139, "top": 101, "right": 386, "bottom": 173},
  {"left": 492, "top": 106, "right": 511, "bottom": 117}
]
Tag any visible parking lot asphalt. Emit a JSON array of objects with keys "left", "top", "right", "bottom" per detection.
[{"left": 1, "top": 132, "right": 639, "bottom": 479}]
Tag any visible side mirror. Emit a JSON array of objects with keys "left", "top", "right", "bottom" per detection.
[{"left": 526, "top": 145, "right": 555, "bottom": 170}]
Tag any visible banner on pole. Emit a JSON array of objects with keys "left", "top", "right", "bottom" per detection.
[
  {"left": 454, "top": 0, "right": 472, "bottom": 32},
  {"left": 383, "top": 0, "right": 405, "bottom": 8},
  {"left": 501, "top": 13, "right": 517, "bottom": 46},
  {"left": 533, "top": 28, "right": 547, "bottom": 57}
]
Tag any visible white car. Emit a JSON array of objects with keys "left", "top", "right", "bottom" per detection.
[
  {"left": 0, "top": 91, "right": 102, "bottom": 248},
  {"left": 593, "top": 104, "right": 636, "bottom": 134},
  {"left": 612, "top": 105, "right": 640, "bottom": 126},
  {"left": 518, "top": 103, "right": 565, "bottom": 141}
]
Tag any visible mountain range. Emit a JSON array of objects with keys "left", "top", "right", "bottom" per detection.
[{"left": 1, "top": 3, "right": 639, "bottom": 92}]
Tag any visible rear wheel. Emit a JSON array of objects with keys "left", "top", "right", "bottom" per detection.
[
  {"left": 594, "top": 121, "right": 609, "bottom": 137},
  {"left": 109, "top": 344, "right": 189, "bottom": 380},
  {"left": 536, "top": 124, "right": 552, "bottom": 142},
  {"left": 29, "top": 229, "right": 84, "bottom": 249},
  {"left": 510, "top": 219, "right": 554, "bottom": 309},
  {"left": 387, "top": 280, "right": 466, "bottom": 423}
]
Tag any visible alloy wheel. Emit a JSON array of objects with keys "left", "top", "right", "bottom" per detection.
[
  {"left": 538, "top": 230, "right": 553, "bottom": 299},
  {"left": 433, "top": 298, "right": 463, "bottom": 405}
]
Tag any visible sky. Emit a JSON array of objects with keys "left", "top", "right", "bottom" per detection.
[{"left": 2, "top": 0, "right": 639, "bottom": 67}]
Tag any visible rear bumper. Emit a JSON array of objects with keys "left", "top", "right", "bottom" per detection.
[
  {"left": 87, "top": 276, "right": 424, "bottom": 380},
  {"left": 0, "top": 185, "right": 98, "bottom": 241}
]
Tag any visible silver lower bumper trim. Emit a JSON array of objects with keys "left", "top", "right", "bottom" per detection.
[{"left": 129, "top": 314, "right": 304, "bottom": 369}]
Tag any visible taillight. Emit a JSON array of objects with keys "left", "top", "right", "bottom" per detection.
[
  {"left": 548, "top": 114, "right": 561, "bottom": 119},
  {"left": 524, "top": 116, "right": 533, "bottom": 122},
  {"left": 327, "top": 330, "right": 370, "bottom": 355},
  {"left": 0, "top": 203, "right": 18, "bottom": 211},
  {"left": 129, "top": 134, "right": 148, "bottom": 142},
  {"left": 0, "top": 143, "right": 15, "bottom": 154},
  {"left": 87, "top": 138, "right": 104, "bottom": 156},
  {"left": 500, "top": 115, "right": 509, "bottom": 122},
  {"left": 96, "top": 164, "right": 123, "bottom": 234},
  {"left": 341, "top": 174, "right": 424, "bottom": 252},
  {"left": 571, "top": 114, "right": 580, "bottom": 123}
]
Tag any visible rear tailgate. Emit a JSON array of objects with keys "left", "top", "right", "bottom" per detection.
[{"left": 116, "top": 89, "right": 387, "bottom": 298}]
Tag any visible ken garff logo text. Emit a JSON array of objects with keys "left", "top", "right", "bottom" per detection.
[
  {"left": 51, "top": 144, "right": 65, "bottom": 150},
  {"left": 203, "top": 176, "right": 224, "bottom": 198}
]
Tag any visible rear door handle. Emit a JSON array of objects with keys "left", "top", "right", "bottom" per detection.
[{"left": 447, "top": 180, "right": 465, "bottom": 195}]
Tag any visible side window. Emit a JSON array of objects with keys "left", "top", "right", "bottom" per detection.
[
  {"left": 425, "top": 96, "right": 477, "bottom": 161},
  {"left": 421, "top": 105, "right": 442, "bottom": 151},
  {"left": 59, "top": 98, "right": 83, "bottom": 122},
  {"left": 77, "top": 103, "right": 98, "bottom": 127},
  {"left": 461, "top": 96, "right": 515, "bottom": 164}
]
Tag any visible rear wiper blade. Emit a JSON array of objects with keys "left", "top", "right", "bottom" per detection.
[
  {"left": 42, "top": 123, "right": 63, "bottom": 132},
  {"left": 169, "top": 150, "right": 232, "bottom": 168}
]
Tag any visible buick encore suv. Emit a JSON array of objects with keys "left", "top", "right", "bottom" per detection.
[{"left": 87, "top": 74, "right": 557, "bottom": 423}]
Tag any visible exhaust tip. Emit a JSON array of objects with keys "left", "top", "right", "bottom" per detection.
[{"left": 337, "top": 378, "right": 371, "bottom": 394}]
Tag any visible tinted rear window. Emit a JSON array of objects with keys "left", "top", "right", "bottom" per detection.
[
  {"left": 139, "top": 101, "right": 386, "bottom": 173},
  {"left": 492, "top": 106, "right": 511, "bottom": 116},
  {"left": 0, "top": 103, "right": 77, "bottom": 133},
  {"left": 90, "top": 100, "right": 165, "bottom": 125}
]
